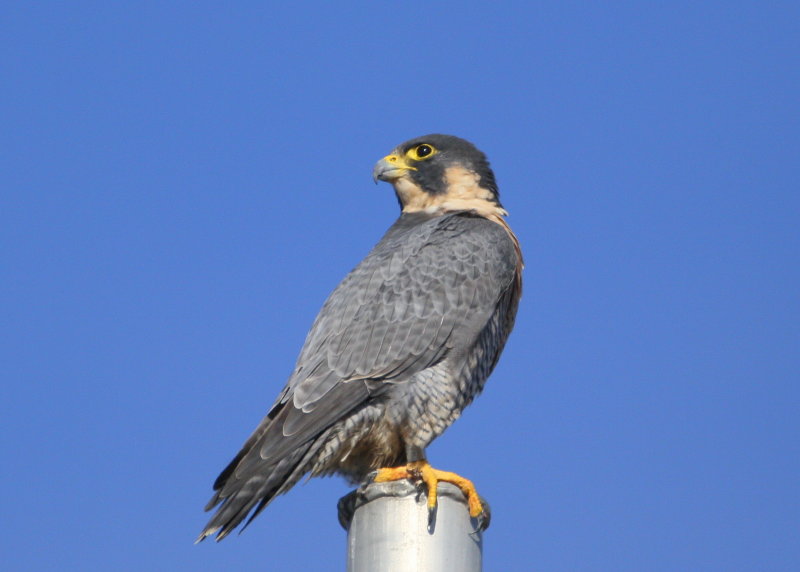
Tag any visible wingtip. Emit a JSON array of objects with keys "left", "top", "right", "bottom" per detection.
[
  {"left": 194, "top": 532, "right": 208, "bottom": 545},
  {"left": 195, "top": 525, "right": 223, "bottom": 544}
]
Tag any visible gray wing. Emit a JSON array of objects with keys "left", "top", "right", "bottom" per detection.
[
  {"left": 262, "top": 212, "right": 517, "bottom": 456},
  {"left": 200, "top": 212, "right": 517, "bottom": 540}
]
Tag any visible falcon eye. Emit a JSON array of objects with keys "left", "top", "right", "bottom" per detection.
[{"left": 407, "top": 143, "right": 437, "bottom": 161}]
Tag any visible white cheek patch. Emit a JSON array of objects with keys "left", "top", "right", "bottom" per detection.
[
  {"left": 389, "top": 165, "right": 514, "bottom": 257},
  {"left": 393, "top": 165, "right": 503, "bottom": 218},
  {"left": 392, "top": 177, "right": 429, "bottom": 209},
  {"left": 443, "top": 166, "right": 495, "bottom": 201}
]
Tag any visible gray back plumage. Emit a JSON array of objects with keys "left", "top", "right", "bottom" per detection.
[{"left": 270, "top": 212, "right": 516, "bottom": 446}]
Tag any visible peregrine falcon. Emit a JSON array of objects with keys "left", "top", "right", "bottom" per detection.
[{"left": 198, "top": 134, "right": 522, "bottom": 541}]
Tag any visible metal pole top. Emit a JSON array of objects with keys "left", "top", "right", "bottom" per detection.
[{"left": 339, "top": 480, "right": 486, "bottom": 572}]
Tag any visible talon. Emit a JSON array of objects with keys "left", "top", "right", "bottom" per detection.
[
  {"left": 428, "top": 503, "right": 437, "bottom": 531},
  {"left": 371, "top": 461, "right": 488, "bottom": 529},
  {"left": 473, "top": 495, "right": 491, "bottom": 532}
]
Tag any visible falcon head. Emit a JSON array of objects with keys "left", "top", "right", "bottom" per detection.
[{"left": 373, "top": 134, "right": 504, "bottom": 215}]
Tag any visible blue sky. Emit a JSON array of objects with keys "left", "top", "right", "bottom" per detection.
[{"left": 2, "top": 2, "right": 798, "bottom": 570}]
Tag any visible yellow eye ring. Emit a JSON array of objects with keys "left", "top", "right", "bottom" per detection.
[{"left": 406, "top": 143, "right": 437, "bottom": 161}]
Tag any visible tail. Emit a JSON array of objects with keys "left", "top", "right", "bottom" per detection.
[
  {"left": 195, "top": 449, "right": 308, "bottom": 541},
  {"left": 196, "top": 406, "right": 330, "bottom": 542},
  {"left": 197, "top": 378, "right": 372, "bottom": 541}
]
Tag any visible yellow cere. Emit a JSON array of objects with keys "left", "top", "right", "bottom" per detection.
[{"left": 381, "top": 153, "right": 417, "bottom": 171}]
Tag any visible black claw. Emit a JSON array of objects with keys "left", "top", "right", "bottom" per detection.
[
  {"left": 471, "top": 512, "right": 488, "bottom": 534},
  {"left": 471, "top": 495, "right": 491, "bottom": 533},
  {"left": 337, "top": 489, "right": 359, "bottom": 530},
  {"left": 407, "top": 470, "right": 427, "bottom": 503},
  {"left": 413, "top": 485, "right": 428, "bottom": 509},
  {"left": 427, "top": 502, "right": 438, "bottom": 533}
]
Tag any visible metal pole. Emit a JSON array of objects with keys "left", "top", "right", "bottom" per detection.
[{"left": 338, "top": 480, "right": 485, "bottom": 572}]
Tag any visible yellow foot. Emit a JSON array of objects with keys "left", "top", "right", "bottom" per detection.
[{"left": 374, "top": 461, "right": 485, "bottom": 521}]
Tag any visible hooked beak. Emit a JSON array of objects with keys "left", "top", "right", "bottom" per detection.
[{"left": 372, "top": 153, "right": 416, "bottom": 184}]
